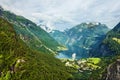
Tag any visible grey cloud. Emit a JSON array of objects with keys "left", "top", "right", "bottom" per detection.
[{"left": 0, "top": 0, "right": 120, "bottom": 30}]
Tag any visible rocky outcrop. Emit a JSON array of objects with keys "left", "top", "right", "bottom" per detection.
[{"left": 103, "top": 59, "right": 120, "bottom": 80}]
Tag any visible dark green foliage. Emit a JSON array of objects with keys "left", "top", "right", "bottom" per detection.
[
  {"left": 102, "top": 27, "right": 120, "bottom": 55},
  {"left": 0, "top": 17, "right": 73, "bottom": 80}
]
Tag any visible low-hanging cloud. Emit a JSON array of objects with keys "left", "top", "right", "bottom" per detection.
[{"left": 0, "top": 0, "right": 120, "bottom": 30}]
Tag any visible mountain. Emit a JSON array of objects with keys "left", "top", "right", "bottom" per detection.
[
  {"left": 87, "top": 22, "right": 120, "bottom": 80},
  {"left": 90, "top": 22, "right": 120, "bottom": 57},
  {"left": 0, "top": 17, "right": 73, "bottom": 80},
  {"left": 0, "top": 7, "right": 64, "bottom": 54},
  {"left": 112, "top": 22, "right": 120, "bottom": 31},
  {"left": 50, "top": 22, "right": 109, "bottom": 58}
]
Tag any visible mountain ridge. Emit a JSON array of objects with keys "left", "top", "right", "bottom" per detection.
[{"left": 0, "top": 7, "right": 65, "bottom": 54}]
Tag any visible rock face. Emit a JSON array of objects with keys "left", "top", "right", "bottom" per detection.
[{"left": 103, "top": 59, "right": 120, "bottom": 80}]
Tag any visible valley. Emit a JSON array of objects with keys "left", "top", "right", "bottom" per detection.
[{"left": 0, "top": 5, "right": 120, "bottom": 80}]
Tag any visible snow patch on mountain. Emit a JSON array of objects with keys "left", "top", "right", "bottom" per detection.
[{"left": 40, "top": 25, "right": 52, "bottom": 32}]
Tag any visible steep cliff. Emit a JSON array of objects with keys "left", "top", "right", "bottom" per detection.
[{"left": 102, "top": 59, "right": 120, "bottom": 80}]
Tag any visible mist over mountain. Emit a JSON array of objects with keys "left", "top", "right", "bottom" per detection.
[{"left": 0, "top": 0, "right": 120, "bottom": 31}]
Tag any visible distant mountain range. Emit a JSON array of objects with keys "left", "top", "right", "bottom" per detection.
[{"left": 50, "top": 22, "right": 109, "bottom": 58}]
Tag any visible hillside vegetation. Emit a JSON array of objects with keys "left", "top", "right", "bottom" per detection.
[{"left": 0, "top": 17, "right": 73, "bottom": 80}]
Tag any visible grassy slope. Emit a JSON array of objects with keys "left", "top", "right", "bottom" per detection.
[
  {"left": 0, "top": 17, "right": 73, "bottom": 80},
  {"left": 112, "top": 37, "right": 120, "bottom": 44}
]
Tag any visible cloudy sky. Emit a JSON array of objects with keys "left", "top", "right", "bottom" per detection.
[{"left": 0, "top": 0, "right": 120, "bottom": 31}]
